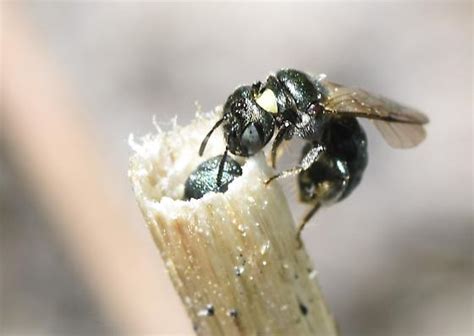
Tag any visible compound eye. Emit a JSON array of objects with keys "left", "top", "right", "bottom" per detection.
[{"left": 241, "top": 123, "right": 263, "bottom": 155}]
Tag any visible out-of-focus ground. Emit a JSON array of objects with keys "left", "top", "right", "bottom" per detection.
[{"left": 1, "top": 2, "right": 472, "bottom": 336}]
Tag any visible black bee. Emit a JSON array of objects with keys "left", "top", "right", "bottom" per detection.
[
  {"left": 184, "top": 155, "right": 242, "bottom": 201},
  {"left": 199, "top": 69, "right": 428, "bottom": 239}
]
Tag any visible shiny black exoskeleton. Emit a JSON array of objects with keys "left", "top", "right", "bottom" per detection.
[
  {"left": 184, "top": 155, "right": 242, "bottom": 200},
  {"left": 297, "top": 118, "right": 368, "bottom": 227},
  {"left": 199, "top": 68, "right": 428, "bottom": 239}
]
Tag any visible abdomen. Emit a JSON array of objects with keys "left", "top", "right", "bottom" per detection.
[{"left": 298, "top": 118, "right": 368, "bottom": 205}]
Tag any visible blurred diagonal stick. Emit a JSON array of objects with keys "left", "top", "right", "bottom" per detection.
[
  {"left": 129, "top": 114, "right": 338, "bottom": 335},
  {"left": 1, "top": 4, "right": 192, "bottom": 334}
]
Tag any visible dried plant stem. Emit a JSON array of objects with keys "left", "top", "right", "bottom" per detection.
[{"left": 129, "top": 112, "right": 338, "bottom": 335}]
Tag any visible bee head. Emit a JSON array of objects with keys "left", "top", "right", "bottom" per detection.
[{"left": 222, "top": 85, "right": 276, "bottom": 157}]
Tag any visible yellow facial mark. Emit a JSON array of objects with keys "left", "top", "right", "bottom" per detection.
[{"left": 255, "top": 89, "right": 278, "bottom": 114}]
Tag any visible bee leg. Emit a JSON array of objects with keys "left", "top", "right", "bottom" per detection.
[
  {"left": 265, "top": 165, "right": 304, "bottom": 185},
  {"left": 271, "top": 123, "right": 294, "bottom": 169},
  {"left": 216, "top": 147, "right": 229, "bottom": 187},
  {"left": 265, "top": 143, "right": 325, "bottom": 185},
  {"left": 296, "top": 202, "right": 321, "bottom": 248}
]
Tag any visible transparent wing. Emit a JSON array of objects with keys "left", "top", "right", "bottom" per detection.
[{"left": 318, "top": 79, "right": 429, "bottom": 148}]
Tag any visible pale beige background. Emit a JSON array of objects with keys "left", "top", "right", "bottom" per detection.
[{"left": 1, "top": 2, "right": 472, "bottom": 335}]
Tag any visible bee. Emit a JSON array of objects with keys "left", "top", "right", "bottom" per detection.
[
  {"left": 184, "top": 155, "right": 242, "bottom": 201},
  {"left": 199, "top": 69, "right": 428, "bottom": 240}
]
